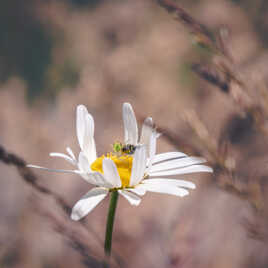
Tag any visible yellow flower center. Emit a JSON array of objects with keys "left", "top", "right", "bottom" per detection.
[{"left": 90, "top": 153, "right": 133, "bottom": 188}]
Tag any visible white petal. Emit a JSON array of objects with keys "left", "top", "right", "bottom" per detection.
[
  {"left": 130, "top": 145, "right": 147, "bottom": 186},
  {"left": 78, "top": 172, "right": 99, "bottom": 185},
  {"left": 77, "top": 152, "right": 107, "bottom": 185},
  {"left": 127, "top": 187, "right": 146, "bottom": 196},
  {"left": 82, "top": 114, "right": 97, "bottom": 164},
  {"left": 76, "top": 105, "right": 89, "bottom": 151},
  {"left": 78, "top": 152, "right": 91, "bottom": 173},
  {"left": 66, "top": 147, "right": 76, "bottom": 160},
  {"left": 122, "top": 103, "right": 138, "bottom": 145},
  {"left": 150, "top": 157, "right": 206, "bottom": 173},
  {"left": 118, "top": 190, "right": 141, "bottom": 206},
  {"left": 140, "top": 117, "right": 153, "bottom": 146},
  {"left": 91, "top": 172, "right": 114, "bottom": 188},
  {"left": 143, "top": 178, "right": 196, "bottom": 189},
  {"left": 71, "top": 187, "right": 108, "bottom": 221},
  {"left": 27, "top": 164, "right": 79, "bottom": 174},
  {"left": 102, "top": 158, "right": 122, "bottom": 188},
  {"left": 156, "top": 132, "right": 162, "bottom": 139},
  {"left": 149, "top": 165, "right": 213, "bottom": 177},
  {"left": 147, "top": 131, "right": 157, "bottom": 170},
  {"left": 140, "top": 183, "right": 189, "bottom": 197},
  {"left": 49, "top": 152, "right": 76, "bottom": 166},
  {"left": 152, "top": 152, "right": 188, "bottom": 164}
]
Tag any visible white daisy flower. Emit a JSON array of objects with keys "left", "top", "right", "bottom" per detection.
[
  {"left": 27, "top": 103, "right": 212, "bottom": 221},
  {"left": 70, "top": 132, "right": 212, "bottom": 221}
]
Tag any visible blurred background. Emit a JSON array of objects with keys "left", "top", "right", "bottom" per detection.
[{"left": 1, "top": 0, "right": 268, "bottom": 267}]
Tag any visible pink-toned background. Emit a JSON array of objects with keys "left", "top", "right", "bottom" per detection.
[{"left": 1, "top": 0, "right": 268, "bottom": 267}]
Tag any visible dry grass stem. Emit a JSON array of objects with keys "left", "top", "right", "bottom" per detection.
[{"left": 0, "top": 144, "right": 125, "bottom": 267}]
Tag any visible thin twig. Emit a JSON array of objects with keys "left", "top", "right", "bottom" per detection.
[
  {"left": 156, "top": 0, "right": 214, "bottom": 45},
  {"left": 157, "top": 0, "right": 268, "bottom": 139},
  {"left": 157, "top": 0, "right": 266, "bottom": 242},
  {"left": 192, "top": 63, "right": 230, "bottom": 93},
  {"left": 35, "top": 201, "right": 104, "bottom": 268},
  {"left": 0, "top": 144, "right": 125, "bottom": 267}
]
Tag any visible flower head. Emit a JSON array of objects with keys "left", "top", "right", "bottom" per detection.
[{"left": 28, "top": 103, "right": 213, "bottom": 221}]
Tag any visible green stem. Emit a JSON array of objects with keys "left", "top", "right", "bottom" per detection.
[{"left": 104, "top": 191, "right": 119, "bottom": 265}]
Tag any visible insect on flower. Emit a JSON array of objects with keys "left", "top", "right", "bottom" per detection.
[{"left": 112, "top": 142, "right": 136, "bottom": 155}]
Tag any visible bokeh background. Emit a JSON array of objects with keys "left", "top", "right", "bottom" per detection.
[{"left": 1, "top": 0, "right": 268, "bottom": 267}]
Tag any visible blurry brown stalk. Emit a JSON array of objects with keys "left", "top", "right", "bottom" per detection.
[
  {"left": 0, "top": 144, "right": 72, "bottom": 214},
  {"left": 183, "top": 110, "right": 262, "bottom": 211},
  {"left": 157, "top": 0, "right": 268, "bottom": 136},
  {"left": 34, "top": 200, "right": 104, "bottom": 268},
  {"left": 0, "top": 144, "right": 125, "bottom": 267},
  {"left": 156, "top": 0, "right": 215, "bottom": 51},
  {"left": 157, "top": 0, "right": 267, "bottom": 240}
]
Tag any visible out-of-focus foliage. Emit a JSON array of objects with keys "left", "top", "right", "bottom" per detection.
[
  {"left": 0, "top": 1, "right": 53, "bottom": 100},
  {"left": 230, "top": 0, "right": 268, "bottom": 46},
  {"left": 0, "top": 0, "right": 82, "bottom": 101},
  {"left": 1, "top": 0, "right": 268, "bottom": 102},
  {"left": 44, "top": 59, "right": 80, "bottom": 99},
  {"left": 69, "top": 0, "right": 104, "bottom": 9},
  {"left": 1, "top": 0, "right": 268, "bottom": 267}
]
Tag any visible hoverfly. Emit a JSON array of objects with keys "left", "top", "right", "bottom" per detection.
[{"left": 112, "top": 142, "right": 136, "bottom": 155}]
